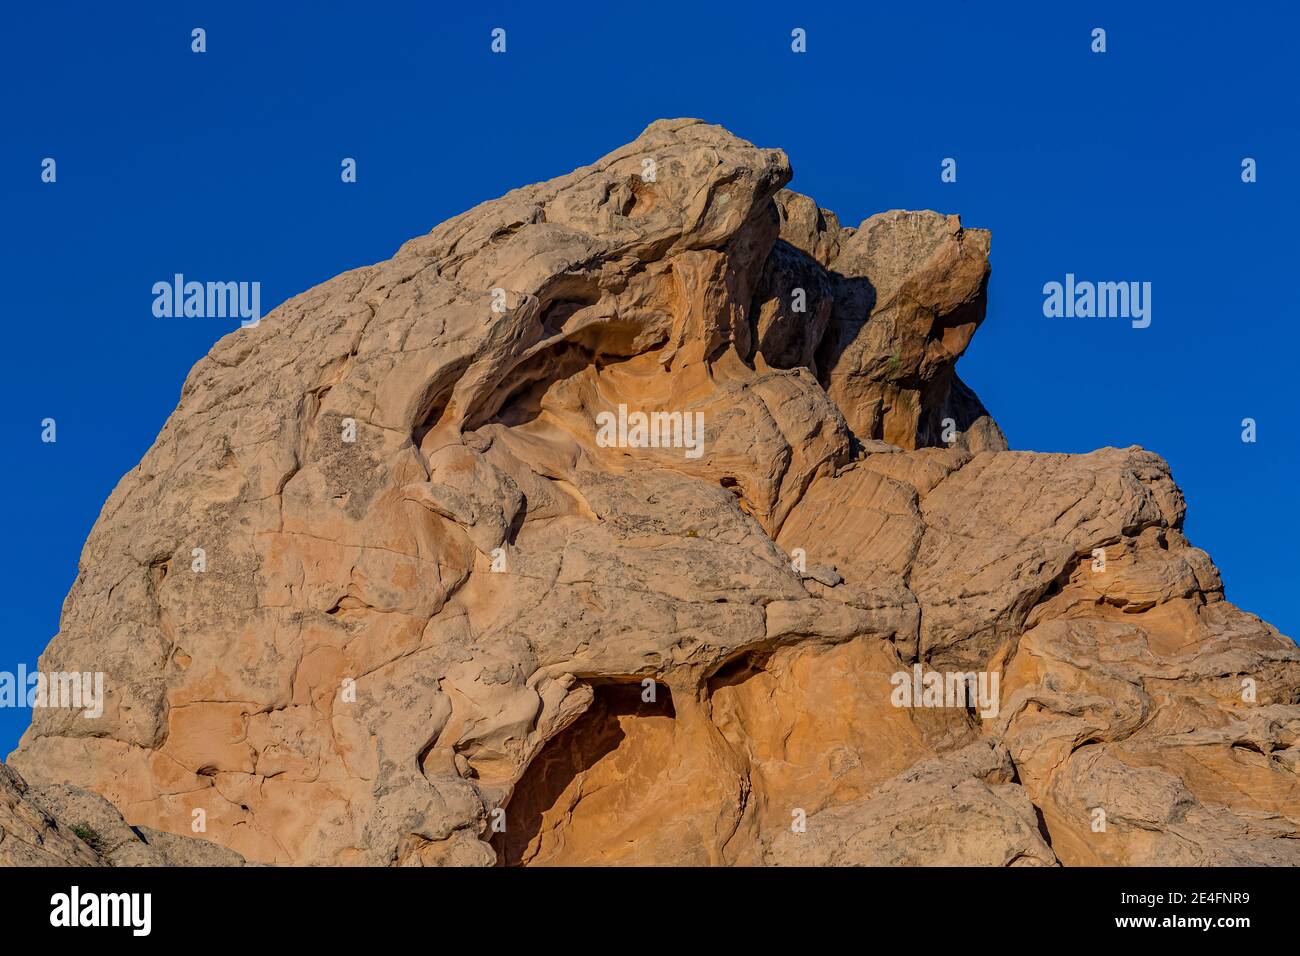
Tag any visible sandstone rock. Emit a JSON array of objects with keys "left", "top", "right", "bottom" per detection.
[
  {"left": 8, "top": 119, "right": 1296, "bottom": 868},
  {"left": 0, "top": 762, "right": 101, "bottom": 866},
  {"left": 766, "top": 741, "right": 1057, "bottom": 866},
  {"left": 0, "top": 761, "right": 247, "bottom": 866}
]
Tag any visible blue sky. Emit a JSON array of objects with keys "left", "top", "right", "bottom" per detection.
[{"left": 2, "top": 1, "right": 1296, "bottom": 752}]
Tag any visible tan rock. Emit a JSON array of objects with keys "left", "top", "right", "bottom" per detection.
[
  {"left": 8, "top": 119, "right": 1296, "bottom": 868},
  {"left": 0, "top": 761, "right": 247, "bottom": 866}
]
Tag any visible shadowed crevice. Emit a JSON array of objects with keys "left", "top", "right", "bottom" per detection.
[{"left": 494, "top": 681, "right": 675, "bottom": 866}]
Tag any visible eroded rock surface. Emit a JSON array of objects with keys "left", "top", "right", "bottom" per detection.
[
  {"left": 0, "top": 761, "right": 246, "bottom": 866},
  {"left": 10, "top": 119, "right": 1298, "bottom": 867}
]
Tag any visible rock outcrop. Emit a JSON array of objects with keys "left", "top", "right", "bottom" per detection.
[
  {"left": 0, "top": 761, "right": 246, "bottom": 866},
  {"left": 9, "top": 119, "right": 1298, "bottom": 866}
]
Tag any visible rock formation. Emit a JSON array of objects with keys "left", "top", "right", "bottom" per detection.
[
  {"left": 0, "top": 761, "right": 246, "bottom": 866},
  {"left": 7, "top": 119, "right": 1298, "bottom": 866}
]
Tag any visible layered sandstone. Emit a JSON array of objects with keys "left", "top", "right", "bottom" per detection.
[{"left": 8, "top": 119, "right": 1298, "bottom": 867}]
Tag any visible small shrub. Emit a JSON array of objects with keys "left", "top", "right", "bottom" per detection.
[{"left": 71, "top": 822, "right": 105, "bottom": 852}]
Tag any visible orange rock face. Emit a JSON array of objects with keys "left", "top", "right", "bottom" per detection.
[{"left": 8, "top": 120, "right": 1298, "bottom": 867}]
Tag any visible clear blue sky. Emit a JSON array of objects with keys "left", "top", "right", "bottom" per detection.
[{"left": 2, "top": 2, "right": 1296, "bottom": 752}]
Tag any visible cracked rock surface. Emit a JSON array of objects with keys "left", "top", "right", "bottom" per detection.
[
  {"left": 7, "top": 119, "right": 1298, "bottom": 866},
  {"left": 0, "top": 762, "right": 246, "bottom": 866}
]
